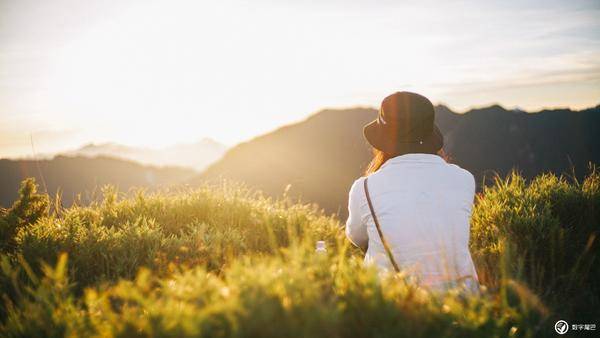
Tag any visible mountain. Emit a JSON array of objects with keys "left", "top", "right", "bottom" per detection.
[
  {"left": 438, "top": 104, "right": 600, "bottom": 183},
  {"left": 64, "top": 138, "right": 227, "bottom": 171},
  {"left": 195, "top": 108, "right": 375, "bottom": 215},
  {"left": 196, "top": 104, "right": 600, "bottom": 217},
  {"left": 0, "top": 156, "right": 196, "bottom": 207}
]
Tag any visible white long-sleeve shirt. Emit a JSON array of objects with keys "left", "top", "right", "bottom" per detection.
[{"left": 346, "top": 153, "right": 479, "bottom": 290}]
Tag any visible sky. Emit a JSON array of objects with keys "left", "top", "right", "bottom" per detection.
[{"left": 1, "top": 0, "right": 599, "bottom": 158}]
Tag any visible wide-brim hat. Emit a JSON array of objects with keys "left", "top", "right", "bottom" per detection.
[{"left": 363, "top": 91, "right": 443, "bottom": 155}]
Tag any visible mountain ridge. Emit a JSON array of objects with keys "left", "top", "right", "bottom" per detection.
[
  {"left": 0, "top": 155, "right": 195, "bottom": 207},
  {"left": 60, "top": 138, "right": 227, "bottom": 171},
  {"left": 196, "top": 103, "right": 600, "bottom": 217}
]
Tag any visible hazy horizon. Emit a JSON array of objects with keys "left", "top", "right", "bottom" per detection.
[
  {"left": 5, "top": 101, "right": 599, "bottom": 160},
  {"left": 1, "top": 0, "right": 599, "bottom": 158}
]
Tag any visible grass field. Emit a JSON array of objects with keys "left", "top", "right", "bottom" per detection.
[{"left": 0, "top": 170, "right": 598, "bottom": 337}]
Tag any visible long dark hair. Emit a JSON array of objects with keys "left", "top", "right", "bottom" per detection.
[{"left": 365, "top": 148, "right": 449, "bottom": 175}]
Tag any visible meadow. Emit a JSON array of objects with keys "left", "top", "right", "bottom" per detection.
[{"left": 0, "top": 169, "right": 598, "bottom": 337}]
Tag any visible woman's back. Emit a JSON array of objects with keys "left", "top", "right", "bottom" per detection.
[{"left": 346, "top": 153, "right": 478, "bottom": 290}]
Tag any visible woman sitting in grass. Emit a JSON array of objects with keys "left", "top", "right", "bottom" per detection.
[{"left": 346, "top": 91, "right": 479, "bottom": 292}]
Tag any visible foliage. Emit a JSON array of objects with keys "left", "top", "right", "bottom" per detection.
[
  {"left": 16, "top": 182, "right": 340, "bottom": 291},
  {"left": 470, "top": 169, "right": 599, "bottom": 320},
  {"left": 0, "top": 178, "right": 49, "bottom": 252},
  {"left": 1, "top": 172, "right": 598, "bottom": 337},
  {"left": 1, "top": 245, "right": 547, "bottom": 338}
]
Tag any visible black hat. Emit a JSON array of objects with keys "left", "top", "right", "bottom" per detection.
[{"left": 363, "top": 92, "right": 443, "bottom": 155}]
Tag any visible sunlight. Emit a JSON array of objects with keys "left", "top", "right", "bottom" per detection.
[
  {"left": 1, "top": 0, "right": 599, "bottom": 156},
  {"left": 1, "top": 2, "right": 599, "bottom": 334},
  {"left": 42, "top": 1, "right": 448, "bottom": 148}
]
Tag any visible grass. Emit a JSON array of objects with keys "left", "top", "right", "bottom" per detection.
[
  {"left": 470, "top": 170, "right": 599, "bottom": 321},
  {"left": 0, "top": 170, "right": 598, "bottom": 337}
]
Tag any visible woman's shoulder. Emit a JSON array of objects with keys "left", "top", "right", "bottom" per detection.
[
  {"left": 446, "top": 163, "right": 476, "bottom": 189},
  {"left": 349, "top": 176, "right": 367, "bottom": 194},
  {"left": 347, "top": 176, "right": 368, "bottom": 208}
]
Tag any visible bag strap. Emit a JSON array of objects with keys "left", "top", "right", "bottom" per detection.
[{"left": 363, "top": 177, "right": 401, "bottom": 273}]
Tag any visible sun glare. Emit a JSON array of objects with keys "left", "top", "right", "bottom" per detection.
[
  {"left": 1, "top": 0, "right": 599, "bottom": 156},
  {"left": 40, "top": 1, "right": 455, "bottom": 149}
]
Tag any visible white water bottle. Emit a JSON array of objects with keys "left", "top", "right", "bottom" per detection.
[{"left": 315, "top": 240, "right": 327, "bottom": 253}]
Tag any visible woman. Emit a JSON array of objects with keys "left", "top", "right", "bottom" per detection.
[{"left": 346, "top": 91, "right": 479, "bottom": 291}]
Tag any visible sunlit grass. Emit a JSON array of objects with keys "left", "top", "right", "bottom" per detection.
[
  {"left": 470, "top": 169, "right": 599, "bottom": 320},
  {"left": 0, "top": 169, "right": 598, "bottom": 337}
]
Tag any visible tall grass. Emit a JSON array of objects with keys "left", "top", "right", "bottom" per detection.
[
  {"left": 1, "top": 245, "right": 547, "bottom": 338},
  {"left": 470, "top": 170, "right": 599, "bottom": 321},
  {"left": 0, "top": 170, "right": 598, "bottom": 337},
  {"left": 11, "top": 181, "right": 340, "bottom": 290}
]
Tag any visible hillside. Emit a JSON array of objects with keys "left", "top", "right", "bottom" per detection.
[
  {"left": 0, "top": 155, "right": 195, "bottom": 207},
  {"left": 197, "top": 104, "right": 600, "bottom": 216},
  {"left": 62, "top": 138, "right": 227, "bottom": 171},
  {"left": 437, "top": 104, "right": 600, "bottom": 183},
  {"left": 0, "top": 172, "right": 598, "bottom": 336},
  {"left": 196, "top": 108, "right": 375, "bottom": 215}
]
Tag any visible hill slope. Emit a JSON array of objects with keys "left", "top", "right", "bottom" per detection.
[
  {"left": 0, "top": 156, "right": 195, "bottom": 207},
  {"left": 196, "top": 108, "right": 375, "bottom": 215},
  {"left": 197, "top": 104, "right": 600, "bottom": 216},
  {"left": 438, "top": 104, "right": 600, "bottom": 182}
]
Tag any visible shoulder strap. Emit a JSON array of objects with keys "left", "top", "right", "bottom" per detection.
[{"left": 363, "top": 177, "right": 401, "bottom": 273}]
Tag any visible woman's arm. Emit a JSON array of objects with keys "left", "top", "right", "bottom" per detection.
[{"left": 345, "top": 178, "right": 368, "bottom": 250}]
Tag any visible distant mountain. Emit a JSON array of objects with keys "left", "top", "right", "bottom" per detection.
[
  {"left": 0, "top": 156, "right": 196, "bottom": 207},
  {"left": 63, "top": 138, "right": 227, "bottom": 171},
  {"left": 195, "top": 104, "right": 600, "bottom": 217},
  {"left": 195, "top": 108, "right": 377, "bottom": 215},
  {"left": 436, "top": 104, "right": 600, "bottom": 183}
]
